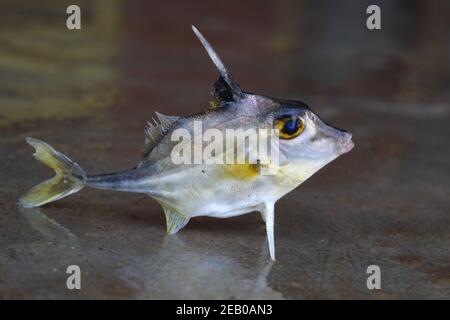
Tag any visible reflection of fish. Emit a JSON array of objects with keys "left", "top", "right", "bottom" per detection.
[
  {"left": 19, "top": 207, "right": 77, "bottom": 242},
  {"left": 20, "top": 26, "right": 353, "bottom": 260},
  {"left": 127, "top": 236, "right": 282, "bottom": 299}
]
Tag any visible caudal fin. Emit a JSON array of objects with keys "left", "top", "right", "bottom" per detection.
[{"left": 20, "top": 138, "right": 86, "bottom": 208}]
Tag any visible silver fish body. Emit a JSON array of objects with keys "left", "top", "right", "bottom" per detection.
[{"left": 20, "top": 27, "right": 354, "bottom": 260}]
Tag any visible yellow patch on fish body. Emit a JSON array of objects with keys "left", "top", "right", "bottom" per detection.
[{"left": 222, "top": 163, "right": 260, "bottom": 180}]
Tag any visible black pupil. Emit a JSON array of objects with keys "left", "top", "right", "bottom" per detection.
[{"left": 282, "top": 117, "right": 300, "bottom": 134}]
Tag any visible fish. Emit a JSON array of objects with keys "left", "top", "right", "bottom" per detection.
[{"left": 20, "top": 26, "right": 354, "bottom": 260}]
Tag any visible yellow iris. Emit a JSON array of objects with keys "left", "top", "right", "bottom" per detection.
[{"left": 275, "top": 115, "right": 305, "bottom": 139}]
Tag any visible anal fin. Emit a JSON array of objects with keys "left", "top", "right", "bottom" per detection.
[{"left": 162, "top": 206, "right": 190, "bottom": 235}]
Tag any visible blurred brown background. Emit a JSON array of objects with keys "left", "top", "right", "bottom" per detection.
[{"left": 0, "top": 0, "right": 449, "bottom": 299}]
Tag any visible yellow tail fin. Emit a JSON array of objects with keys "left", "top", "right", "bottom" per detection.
[{"left": 20, "top": 138, "right": 86, "bottom": 208}]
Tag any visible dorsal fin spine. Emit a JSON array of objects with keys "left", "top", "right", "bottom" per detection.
[
  {"left": 143, "top": 112, "right": 180, "bottom": 156},
  {"left": 192, "top": 25, "right": 243, "bottom": 101}
]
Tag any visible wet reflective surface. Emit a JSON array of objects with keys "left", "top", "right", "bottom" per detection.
[{"left": 0, "top": 0, "right": 449, "bottom": 299}]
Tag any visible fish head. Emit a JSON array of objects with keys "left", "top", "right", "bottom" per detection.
[{"left": 265, "top": 99, "right": 354, "bottom": 172}]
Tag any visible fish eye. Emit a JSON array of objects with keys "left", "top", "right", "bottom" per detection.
[{"left": 274, "top": 115, "right": 305, "bottom": 139}]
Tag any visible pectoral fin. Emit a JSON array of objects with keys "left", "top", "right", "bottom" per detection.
[{"left": 162, "top": 206, "right": 190, "bottom": 235}]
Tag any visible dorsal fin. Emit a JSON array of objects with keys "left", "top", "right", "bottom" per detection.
[
  {"left": 143, "top": 112, "right": 180, "bottom": 156},
  {"left": 155, "top": 111, "right": 179, "bottom": 129},
  {"left": 192, "top": 26, "right": 244, "bottom": 106}
]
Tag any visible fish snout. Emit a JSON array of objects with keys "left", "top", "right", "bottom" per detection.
[{"left": 337, "top": 130, "right": 354, "bottom": 154}]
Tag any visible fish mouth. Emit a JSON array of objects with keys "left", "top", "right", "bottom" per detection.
[{"left": 339, "top": 133, "right": 354, "bottom": 154}]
